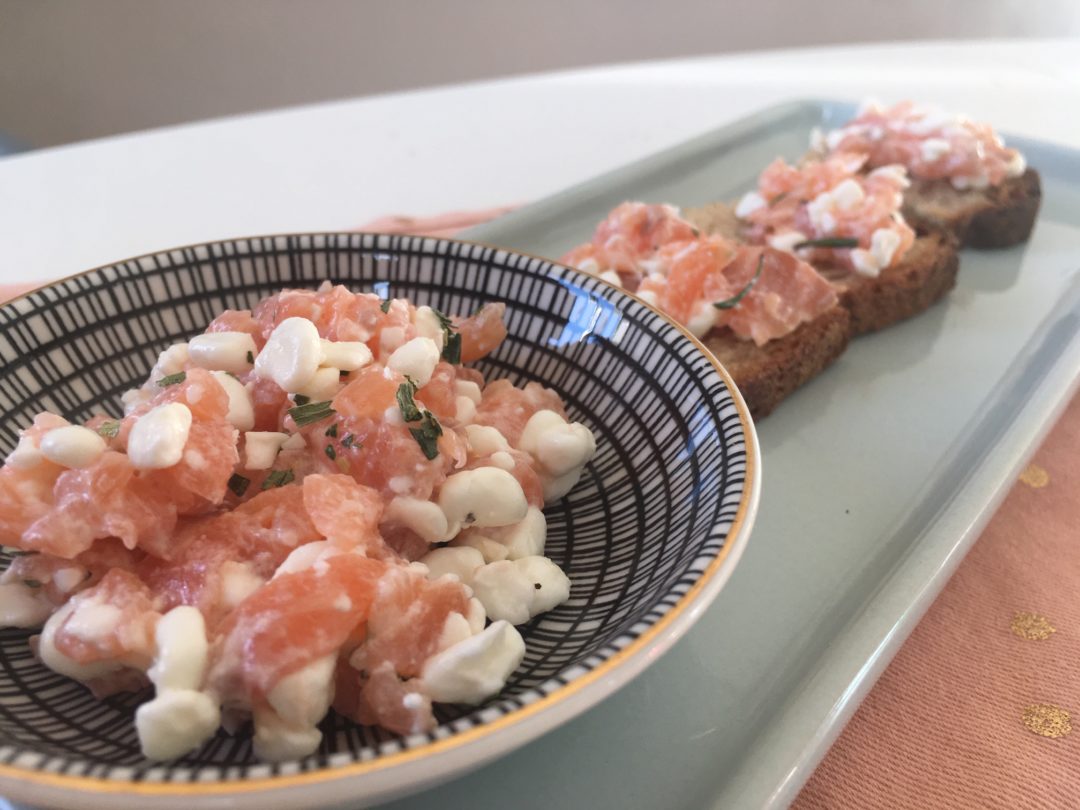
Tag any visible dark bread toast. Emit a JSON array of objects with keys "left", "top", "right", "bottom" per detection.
[
  {"left": 683, "top": 202, "right": 960, "bottom": 336},
  {"left": 901, "top": 168, "right": 1041, "bottom": 249},
  {"left": 705, "top": 305, "right": 850, "bottom": 418}
]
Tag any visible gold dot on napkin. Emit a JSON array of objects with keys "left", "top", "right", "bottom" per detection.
[
  {"left": 1023, "top": 704, "right": 1072, "bottom": 738},
  {"left": 1011, "top": 612, "right": 1056, "bottom": 641},
  {"left": 1019, "top": 463, "right": 1050, "bottom": 488}
]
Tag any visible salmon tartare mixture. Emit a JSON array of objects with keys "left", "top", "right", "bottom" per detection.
[
  {"left": 0, "top": 283, "right": 597, "bottom": 762},
  {"left": 735, "top": 151, "right": 916, "bottom": 278},
  {"left": 561, "top": 202, "right": 838, "bottom": 345},
  {"left": 815, "top": 99, "right": 1028, "bottom": 190}
]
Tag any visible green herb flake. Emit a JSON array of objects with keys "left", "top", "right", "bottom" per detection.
[
  {"left": 441, "top": 331, "right": 462, "bottom": 365},
  {"left": 792, "top": 236, "right": 859, "bottom": 250},
  {"left": 342, "top": 433, "right": 355, "bottom": 449},
  {"left": 380, "top": 299, "right": 392, "bottom": 314},
  {"left": 339, "top": 370, "right": 350, "bottom": 378},
  {"left": 21, "top": 579, "right": 42, "bottom": 589},
  {"left": 246, "top": 350, "right": 255, "bottom": 364},
  {"left": 293, "top": 394, "right": 311, "bottom": 407},
  {"left": 325, "top": 444, "right": 337, "bottom": 461},
  {"left": 227, "top": 473, "right": 251, "bottom": 497},
  {"left": 396, "top": 379, "right": 422, "bottom": 423},
  {"left": 713, "top": 254, "right": 765, "bottom": 311},
  {"left": 408, "top": 412, "right": 443, "bottom": 460},
  {"left": 768, "top": 191, "right": 789, "bottom": 207},
  {"left": 287, "top": 400, "right": 336, "bottom": 427},
  {"left": 261, "top": 468, "right": 295, "bottom": 490},
  {"left": 97, "top": 420, "right": 121, "bottom": 439},
  {"left": 325, "top": 423, "right": 338, "bottom": 438},
  {"left": 156, "top": 371, "right": 187, "bottom": 387},
  {"left": 431, "top": 307, "right": 454, "bottom": 330}
]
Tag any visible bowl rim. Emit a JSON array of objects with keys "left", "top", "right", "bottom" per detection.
[{"left": 0, "top": 232, "right": 760, "bottom": 805}]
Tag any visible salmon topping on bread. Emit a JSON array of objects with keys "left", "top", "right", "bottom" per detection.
[
  {"left": 561, "top": 202, "right": 838, "bottom": 345},
  {"left": 736, "top": 152, "right": 915, "bottom": 279},
  {"left": 817, "top": 100, "right": 1027, "bottom": 191}
]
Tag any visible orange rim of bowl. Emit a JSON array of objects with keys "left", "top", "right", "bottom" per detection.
[{"left": 0, "top": 233, "right": 758, "bottom": 797}]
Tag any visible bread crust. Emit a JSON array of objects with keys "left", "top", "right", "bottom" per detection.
[
  {"left": 704, "top": 306, "right": 851, "bottom": 418},
  {"left": 901, "top": 168, "right": 1041, "bottom": 249}
]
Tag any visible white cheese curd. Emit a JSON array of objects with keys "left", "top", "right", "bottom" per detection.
[
  {"left": 243, "top": 431, "right": 289, "bottom": 470},
  {"left": 187, "top": 332, "right": 257, "bottom": 375},
  {"left": 487, "top": 507, "right": 547, "bottom": 560},
  {"left": 466, "top": 597, "right": 487, "bottom": 634},
  {"left": 685, "top": 301, "right": 718, "bottom": 338},
  {"left": 281, "top": 432, "right": 306, "bottom": 452},
  {"left": 767, "top": 230, "right": 808, "bottom": 253},
  {"left": 135, "top": 688, "right": 221, "bottom": 761},
  {"left": 127, "top": 402, "right": 192, "bottom": 469},
  {"left": 437, "top": 611, "right": 474, "bottom": 651},
  {"left": 920, "top": 137, "right": 952, "bottom": 163},
  {"left": 210, "top": 371, "right": 255, "bottom": 431},
  {"left": 266, "top": 654, "right": 336, "bottom": 729},
  {"left": 334, "top": 594, "right": 352, "bottom": 612},
  {"left": 518, "top": 410, "right": 597, "bottom": 500},
  {"left": 805, "top": 191, "right": 835, "bottom": 233},
  {"left": 218, "top": 561, "right": 264, "bottom": 610},
  {"left": 850, "top": 249, "right": 882, "bottom": 278},
  {"left": 809, "top": 126, "right": 826, "bottom": 152},
  {"left": 513, "top": 556, "right": 572, "bottom": 616},
  {"left": 412, "top": 306, "right": 447, "bottom": 351},
  {"left": 64, "top": 601, "right": 123, "bottom": 644},
  {"left": 455, "top": 395, "right": 477, "bottom": 424},
  {"left": 576, "top": 256, "right": 600, "bottom": 273},
  {"left": 254, "top": 317, "right": 322, "bottom": 393},
  {"left": 421, "top": 621, "right": 526, "bottom": 704},
  {"left": 38, "top": 601, "right": 123, "bottom": 681},
  {"left": 420, "top": 546, "right": 485, "bottom": 585},
  {"left": 469, "top": 561, "right": 534, "bottom": 625},
  {"left": 39, "top": 425, "right": 106, "bottom": 469},
  {"left": 252, "top": 707, "right": 323, "bottom": 762},
  {"left": 121, "top": 387, "right": 152, "bottom": 416},
  {"left": 637, "top": 289, "right": 659, "bottom": 307},
  {"left": 438, "top": 467, "right": 529, "bottom": 534},
  {"left": 319, "top": 339, "right": 373, "bottom": 372},
  {"left": 825, "top": 126, "right": 851, "bottom": 151},
  {"left": 598, "top": 270, "right": 623, "bottom": 288},
  {"left": 52, "top": 567, "right": 87, "bottom": 594},
  {"left": 450, "top": 533, "right": 511, "bottom": 563},
  {"left": 0, "top": 581, "right": 53, "bottom": 628},
  {"left": 464, "top": 424, "right": 510, "bottom": 455},
  {"left": 489, "top": 450, "right": 515, "bottom": 471},
  {"left": 734, "top": 191, "right": 766, "bottom": 219},
  {"left": 148, "top": 606, "right": 208, "bottom": 691},
  {"left": 5, "top": 435, "right": 46, "bottom": 469},
  {"left": 386, "top": 337, "right": 440, "bottom": 386},
  {"left": 454, "top": 380, "right": 482, "bottom": 405},
  {"left": 378, "top": 325, "right": 406, "bottom": 359},
  {"left": 296, "top": 366, "right": 341, "bottom": 402},
  {"left": 149, "top": 343, "right": 189, "bottom": 383},
  {"left": 870, "top": 228, "right": 903, "bottom": 269},
  {"left": 868, "top": 164, "right": 911, "bottom": 188},
  {"left": 272, "top": 541, "right": 339, "bottom": 578},
  {"left": 383, "top": 496, "right": 452, "bottom": 543},
  {"left": 830, "top": 179, "right": 865, "bottom": 211},
  {"left": 1005, "top": 151, "right": 1027, "bottom": 178}
]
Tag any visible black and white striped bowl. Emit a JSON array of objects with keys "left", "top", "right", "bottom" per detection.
[{"left": 0, "top": 233, "right": 759, "bottom": 809}]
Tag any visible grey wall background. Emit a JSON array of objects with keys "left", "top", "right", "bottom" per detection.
[{"left": 2, "top": 0, "right": 1079, "bottom": 150}]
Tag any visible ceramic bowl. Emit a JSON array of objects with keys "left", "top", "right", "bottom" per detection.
[{"left": 0, "top": 233, "right": 758, "bottom": 808}]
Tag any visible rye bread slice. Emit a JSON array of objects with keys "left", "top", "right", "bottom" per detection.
[
  {"left": 900, "top": 168, "right": 1041, "bottom": 249},
  {"left": 704, "top": 305, "right": 850, "bottom": 419},
  {"left": 683, "top": 202, "right": 960, "bottom": 336}
]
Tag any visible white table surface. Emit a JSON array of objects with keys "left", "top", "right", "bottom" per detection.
[{"left": 2, "top": 37, "right": 1080, "bottom": 810}]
